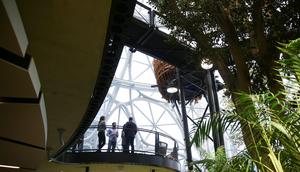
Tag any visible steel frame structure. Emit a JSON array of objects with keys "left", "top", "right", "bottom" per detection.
[
  {"left": 81, "top": 1, "right": 244, "bottom": 170},
  {"left": 81, "top": 47, "right": 211, "bottom": 169},
  {"left": 82, "top": 48, "right": 243, "bottom": 171}
]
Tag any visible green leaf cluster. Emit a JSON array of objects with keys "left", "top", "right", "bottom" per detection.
[{"left": 191, "top": 38, "right": 300, "bottom": 171}]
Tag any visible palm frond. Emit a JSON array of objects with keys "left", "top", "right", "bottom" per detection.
[{"left": 190, "top": 38, "right": 300, "bottom": 171}]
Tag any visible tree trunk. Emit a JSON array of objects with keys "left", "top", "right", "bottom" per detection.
[{"left": 212, "top": 3, "right": 277, "bottom": 170}]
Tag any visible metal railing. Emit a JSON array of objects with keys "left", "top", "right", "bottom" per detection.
[
  {"left": 69, "top": 125, "right": 179, "bottom": 161},
  {"left": 133, "top": 1, "right": 171, "bottom": 34}
]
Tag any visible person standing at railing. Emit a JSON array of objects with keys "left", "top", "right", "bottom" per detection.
[
  {"left": 97, "top": 116, "right": 106, "bottom": 152},
  {"left": 107, "top": 122, "right": 118, "bottom": 152},
  {"left": 123, "top": 117, "right": 137, "bottom": 153}
]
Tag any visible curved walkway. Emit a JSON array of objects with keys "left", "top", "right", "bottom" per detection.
[{"left": 57, "top": 152, "right": 180, "bottom": 171}]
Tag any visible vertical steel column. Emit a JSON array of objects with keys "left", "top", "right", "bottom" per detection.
[
  {"left": 205, "top": 69, "right": 221, "bottom": 151},
  {"left": 176, "top": 68, "right": 193, "bottom": 170},
  {"left": 211, "top": 70, "right": 224, "bottom": 146}
]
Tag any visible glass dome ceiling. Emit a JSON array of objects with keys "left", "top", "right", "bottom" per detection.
[
  {"left": 83, "top": 45, "right": 242, "bottom": 171},
  {"left": 85, "top": 47, "right": 187, "bottom": 158}
]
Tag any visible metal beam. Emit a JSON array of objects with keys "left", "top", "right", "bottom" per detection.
[{"left": 176, "top": 68, "right": 193, "bottom": 171}]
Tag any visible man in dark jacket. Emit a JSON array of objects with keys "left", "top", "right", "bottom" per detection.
[{"left": 123, "top": 117, "right": 137, "bottom": 153}]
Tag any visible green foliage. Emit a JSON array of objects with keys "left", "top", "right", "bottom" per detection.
[
  {"left": 278, "top": 38, "right": 300, "bottom": 81},
  {"left": 190, "top": 38, "right": 300, "bottom": 171},
  {"left": 191, "top": 147, "right": 227, "bottom": 172},
  {"left": 148, "top": 0, "right": 300, "bottom": 61},
  {"left": 149, "top": 0, "right": 300, "bottom": 170},
  {"left": 192, "top": 147, "right": 256, "bottom": 172}
]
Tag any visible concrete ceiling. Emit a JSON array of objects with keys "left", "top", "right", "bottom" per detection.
[
  {"left": 0, "top": 0, "right": 27, "bottom": 56},
  {"left": 0, "top": 58, "right": 40, "bottom": 98},
  {"left": 16, "top": 0, "right": 112, "bottom": 155},
  {"left": 0, "top": 139, "right": 46, "bottom": 170},
  {"left": 0, "top": 0, "right": 112, "bottom": 171}
]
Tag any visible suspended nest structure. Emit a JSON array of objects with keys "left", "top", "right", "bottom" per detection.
[{"left": 152, "top": 59, "right": 206, "bottom": 102}]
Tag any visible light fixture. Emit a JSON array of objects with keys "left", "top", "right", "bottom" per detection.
[
  {"left": 0, "top": 164, "right": 20, "bottom": 169},
  {"left": 201, "top": 58, "right": 213, "bottom": 70},
  {"left": 167, "top": 86, "right": 178, "bottom": 93}
]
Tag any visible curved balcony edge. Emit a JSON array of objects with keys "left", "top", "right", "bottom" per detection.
[{"left": 55, "top": 152, "right": 181, "bottom": 172}]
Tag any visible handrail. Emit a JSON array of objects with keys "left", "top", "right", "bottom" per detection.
[
  {"left": 89, "top": 124, "right": 177, "bottom": 143},
  {"left": 133, "top": 1, "right": 173, "bottom": 36},
  {"left": 70, "top": 125, "right": 179, "bottom": 161},
  {"left": 136, "top": 1, "right": 151, "bottom": 11}
]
